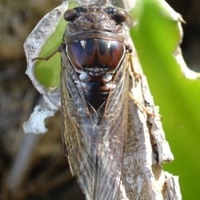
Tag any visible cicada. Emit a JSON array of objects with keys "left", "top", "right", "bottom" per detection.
[
  {"left": 59, "top": 5, "right": 134, "bottom": 200},
  {"left": 30, "top": 2, "right": 136, "bottom": 200}
]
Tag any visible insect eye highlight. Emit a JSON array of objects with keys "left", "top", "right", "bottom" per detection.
[
  {"left": 103, "top": 7, "right": 129, "bottom": 24},
  {"left": 74, "top": 6, "right": 87, "bottom": 13},
  {"left": 103, "top": 7, "right": 117, "bottom": 15}
]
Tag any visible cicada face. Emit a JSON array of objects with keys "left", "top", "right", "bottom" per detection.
[{"left": 60, "top": 5, "right": 133, "bottom": 200}]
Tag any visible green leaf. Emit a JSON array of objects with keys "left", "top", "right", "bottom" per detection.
[
  {"left": 34, "top": 1, "right": 78, "bottom": 89},
  {"left": 34, "top": 17, "right": 65, "bottom": 88},
  {"left": 131, "top": 0, "right": 200, "bottom": 199}
]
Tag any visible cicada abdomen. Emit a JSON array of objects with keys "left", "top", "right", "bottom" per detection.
[{"left": 60, "top": 5, "right": 132, "bottom": 200}]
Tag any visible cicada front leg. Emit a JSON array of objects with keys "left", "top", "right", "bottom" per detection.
[{"left": 32, "top": 44, "right": 64, "bottom": 62}]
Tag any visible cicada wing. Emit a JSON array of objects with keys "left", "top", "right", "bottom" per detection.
[
  {"left": 61, "top": 52, "right": 96, "bottom": 197},
  {"left": 61, "top": 51, "right": 130, "bottom": 200},
  {"left": 93, "top": 55, "right": 130, "bottom": 200}
]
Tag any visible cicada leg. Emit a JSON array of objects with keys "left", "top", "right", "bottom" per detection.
[
  {"left": 128, "top": 53, "right": 142, "bottom": 81},
  {"left": 32, "top": 44, "right": 64, "bottom": 62},
  {"left": 129, "top": 92, "right": 162, "bottom": 118}
]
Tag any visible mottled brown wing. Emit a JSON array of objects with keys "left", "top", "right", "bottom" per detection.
[{"left": 61, "top": 51, "right": 130, "bottom": 200}]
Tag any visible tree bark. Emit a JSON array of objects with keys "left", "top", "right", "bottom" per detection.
[{"left": 120, "top": 40, "right": 181, "bottom": 199}]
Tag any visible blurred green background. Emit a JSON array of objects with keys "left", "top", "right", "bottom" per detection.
[{"left": 131, "top": 0, "right": 200, "bottom": 199}]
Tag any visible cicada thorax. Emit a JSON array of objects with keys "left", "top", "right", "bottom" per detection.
[{"left": 62, "top": 5, "right": 131, "bottom": 111}]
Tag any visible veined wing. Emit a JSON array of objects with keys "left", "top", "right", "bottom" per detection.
[
  {"left": 93, "top": 56, "right": 130, "bottom": 200},
  {"left": 61, "top": 50, "right": 130, "bottom": 200}
]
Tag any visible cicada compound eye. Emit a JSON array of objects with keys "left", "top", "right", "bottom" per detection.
[
  {"left": 64, "top": 8, "right": 78, "bottom": 21},
  {"left": 113, "top": 9, "right": 128, "bottom": 23}
]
